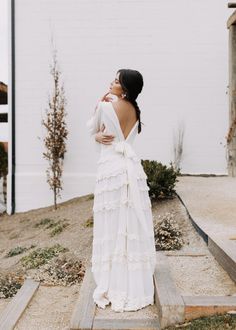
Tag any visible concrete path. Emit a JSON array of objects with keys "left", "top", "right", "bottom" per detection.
[
  {"left": 176, "top": 176, "right": 236, "bottom": 282},
  {"left": 176, "top": 176, "right": 236, "bottom": 241}
]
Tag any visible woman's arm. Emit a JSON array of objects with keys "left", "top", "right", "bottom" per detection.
[
  {"left": 94, "top": 125, "right": 115, "bottom": 145},
  {"left": 86, "top": 92, "right": 112, "bottom": 133},
  {"left": 86, "top": 93, "right": 115, "bottom": 147},
  {"left": 94, "top": 93, "right": 116, "bottom": 144},
  {"left": 86, "top": 101, "right": 103, "bottom": 136}
]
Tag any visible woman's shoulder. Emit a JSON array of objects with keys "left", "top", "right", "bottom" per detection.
[{"left": 111, "top": 101, "right": 136, "bottom": 117}]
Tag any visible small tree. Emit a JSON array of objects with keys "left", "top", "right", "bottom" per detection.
[{"left": 42, "top": 47, "right": 68, "bottom": 210}]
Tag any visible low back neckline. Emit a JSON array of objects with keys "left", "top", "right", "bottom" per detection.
[{"left": 109, "top": 102, "right": 138, "bottom": 141}]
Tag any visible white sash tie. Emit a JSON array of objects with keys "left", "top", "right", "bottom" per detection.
[{"left": 113, "top": 141, "right": 150, "bottom": 237}]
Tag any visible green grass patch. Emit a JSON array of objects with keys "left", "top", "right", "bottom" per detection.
[
  {"left": 34, "top": 218, "right": 54, "bottom": 228},
  {"left": 20, "top": 244, "right": 69, "bottom": 269},
  {"left": 164, "top": 313, "right": 236, "bottom": 330},
  {"left": 34, "top": 218, "right": 69, "bottom": 236},
  {"left": 5, "top": 244, "right": 36, "bottom": 258},
  {"left": 49, "top": 220, "right": 69, "bottom": 237}
]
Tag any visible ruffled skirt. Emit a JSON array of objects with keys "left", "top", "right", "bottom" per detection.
[{"left": 90, "top": 153, "right": 157, "bottom": 312}]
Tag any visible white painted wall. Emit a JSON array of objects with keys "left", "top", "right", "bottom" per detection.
[{"left": 10, "top": 0, "right": 231, "bottom": 212}]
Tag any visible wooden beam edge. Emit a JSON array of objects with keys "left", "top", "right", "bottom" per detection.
[
  {"left": 154, "top": 252, "right": 185, "bottom": 329},
  {"left": 0, "top": 278, "right": 40, "bottom": 330},
  {"left": 93, "top": 318, "right": 160, "bottom": 330},
  {"left": 70, "top": 266, "right": 96, "bottom": 330},
  {"left": 183, "top": 295, "right": 236, "bottom": 306}
]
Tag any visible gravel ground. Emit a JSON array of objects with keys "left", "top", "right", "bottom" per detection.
[
  {"left": 14, "top": 284, "right": 79, "bottom": 330},
  {"left": 151, "top": 197, "right": 236, "bottom": 296},
  {"left": 0, "top": 193, "right": 235, "bottom": 328}
]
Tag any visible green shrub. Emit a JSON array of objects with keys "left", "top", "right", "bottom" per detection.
[
  {"left": 141, "top": 160, "right": 180, "bottom": 201},
  {"left": 0, "top": 143, "right": 7, "bottom": 178}
]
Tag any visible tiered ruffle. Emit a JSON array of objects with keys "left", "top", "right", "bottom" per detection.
[{"left": 91, "top": 153, "right": 157, "bottom": 312}]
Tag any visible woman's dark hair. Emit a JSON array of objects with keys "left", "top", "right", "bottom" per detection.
[{"left": 117, "top": 69, "right": 144, "bottom": 133}]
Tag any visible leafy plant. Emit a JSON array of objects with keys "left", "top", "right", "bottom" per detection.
[
  {"left": 154, "top": 212, "right": 184, "bottom": 250},
  {"left": 34, "top": 217, "right": 69, "bottom": 236},
  {"left": 20, "top": 244, "right": 69, "bottom": 269},
  {"left": 0, "top": 273, "right": 23, "bottom": 299},
  {"left": 34, "top": 218, "right": 54, "bottom": 228},
  {"left": 49, "top": 220, "right": 69, "bottom": 237},
  {"left": 141, "top": 160, "right": 180, "bottom": 201},
  {"left": 36, "top": 256, "right": 86, "bottom": 286},
  {"left": 5, "top": 245, "right": 36, "bottom": 258}
]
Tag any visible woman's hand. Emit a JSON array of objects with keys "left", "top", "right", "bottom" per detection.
[
  {"left": 100, "top": 92, "right": 113, "bottom": 102},
  {"left": 95, "top": 124, "right": 115, "bottom": 145}
]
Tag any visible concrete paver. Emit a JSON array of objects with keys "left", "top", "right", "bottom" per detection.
[{"left": 176, "top": 176, "right": 236, "bottom": 241}]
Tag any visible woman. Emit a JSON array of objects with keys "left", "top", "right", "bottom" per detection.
[{"left": 86, "top": 69, "right": 157, "bottom": 312}]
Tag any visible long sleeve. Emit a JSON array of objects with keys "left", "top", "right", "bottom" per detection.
[{"left": 86, "top": 101, "right": 103, "bottom": 153}]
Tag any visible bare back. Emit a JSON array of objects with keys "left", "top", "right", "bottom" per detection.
[{"left": 111, "top": 101, "right": 137, "bottom": 140}]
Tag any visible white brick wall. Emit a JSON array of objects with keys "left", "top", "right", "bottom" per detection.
[{"left": 11, "top": 0, "right": 230, "bottom": 212}]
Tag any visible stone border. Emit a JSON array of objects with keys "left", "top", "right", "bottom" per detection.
[
  {"left": 93, "top": 318, "right": 160, "bottom": 330},
  {"left": 177, "top": 194, "right": 208, "bottom": 243},
  {"left": 0, "top": 278, "right": 40, "bottom": 330},
  {"left": 154, "top": 252, "right": 185, "bottom": 328}
]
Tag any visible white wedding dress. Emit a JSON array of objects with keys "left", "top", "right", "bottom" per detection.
[{"left": 86, "top": 101, "right": 157, "bottom": 312}]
